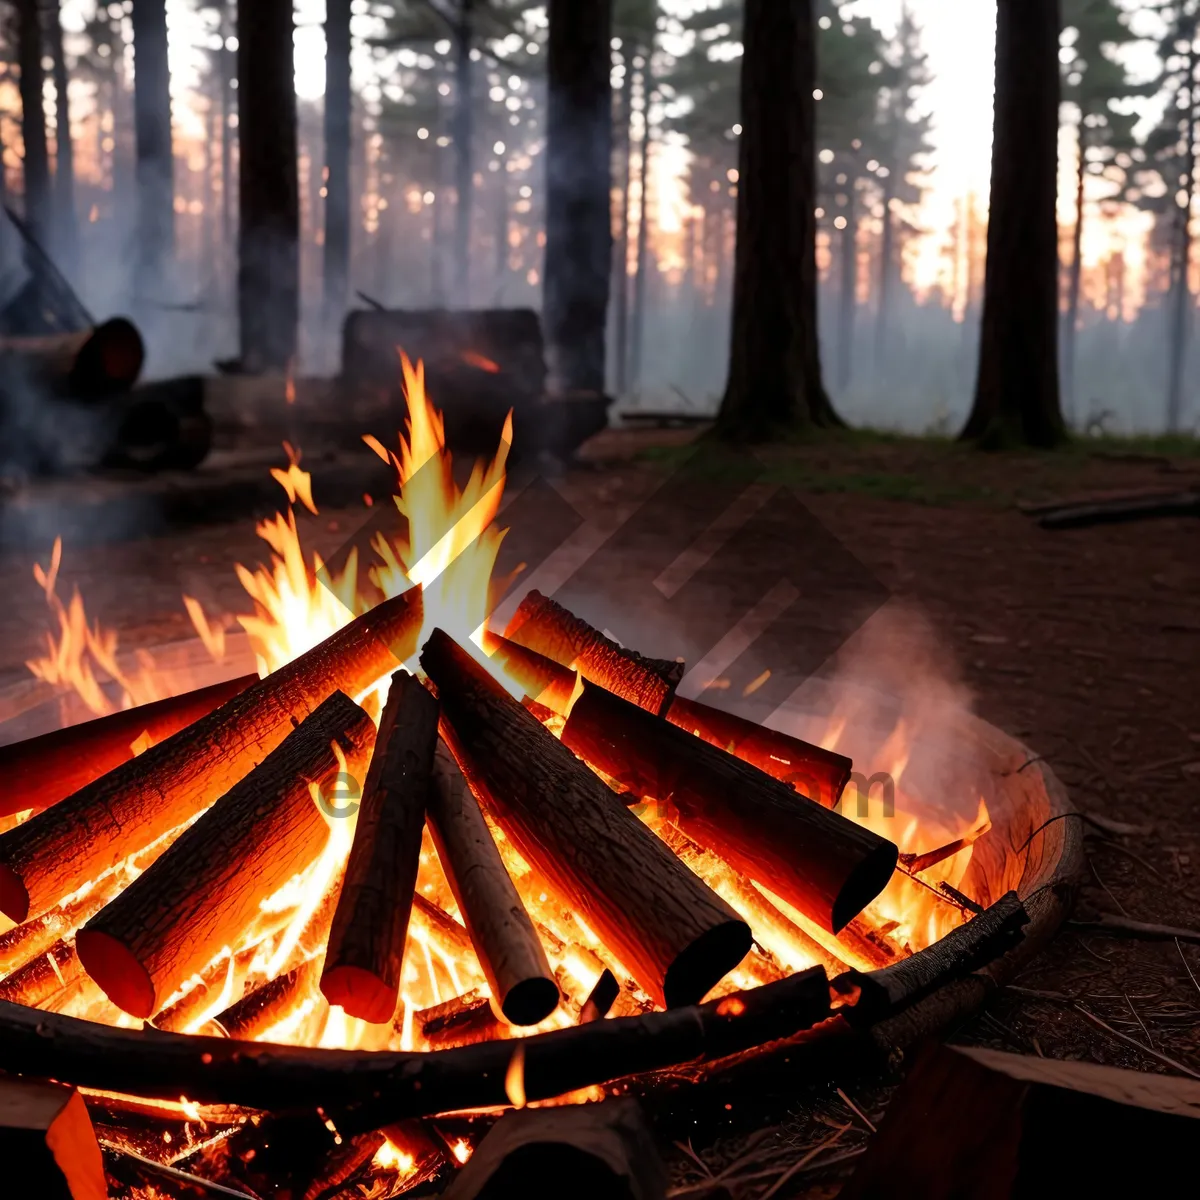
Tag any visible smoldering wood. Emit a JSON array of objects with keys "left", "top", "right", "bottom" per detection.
[
  {"left": 417, "top": 990, "right": 505, "bottom": 1049},
  {"left": 322, "top": 673, "right": 438, "bottom": 1024},
  {"left": 426, "top": 739, "right": 558, "bottom": 1026},
  {"left": 411, "top": 893, "right": 476, "bottom": 961},
  {"left": 0, "top": 965, "right": 829, "bottom": 1127},
  {"left": 505, "top": 590, "right": 682, "bottom": 715},
  {"left": 216, "top": 959, "right": 322, "bottom": 1042},
  {"left": 0, "top": 937, "right": 83, "bottom": 1008},
  {"left": 421, "top": 629, "right": 751, "bottom": 1009},
  {"left": 0, "top": 673, "right": 256, "bottom": 819},
  {"left": 0, "top": 588, "right": 420, "bottom": 926},
  {"left": 560, "top": 681, "right": 897, "bottom": 934},
  {"left": 77, "top": 691, "right": 377, "bottom": 1020}
]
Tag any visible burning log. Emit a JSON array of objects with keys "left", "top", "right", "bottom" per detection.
[
  {"left": 505, "top": 592, "right": 852, "bottom": 807},
  {"left": 0, "top": 937, "right": 83, "bottom": 1008},
  {"left": 506, "top": 590, "right": 682, "bottom": 714},
  {"left": 0, "top": 673, "right": 257, "bottom": 819},
  {"left": 426, "top": 740, "right": 559, "bottom": 1026},
  {"left": 0, "top": 964, "right": 830, "bottom": 1124},
  {"left": 322, "top": 673, "right": 438, "bottom": 1024},
  {"left": 417, "top": 990, "right": 505, "bottom": 1048},
  {"left": 579, "top": 969, "right": 621, "bottom": 1024},
  {"left": 0, "top": 588, "right": 421, "bottom": 925},
  {"left": 559, "top": 682, "right": 897, "bottom": 934},
  {"left": 422, "top": 630, "right": 752, "bottom": 1009},
  {"left": 666, "top": 696, "right": 852, "bottom": 810},
  {"left": 411, "top": 893, "right": 476, "bottom": 960},
  {"left": 217, "top": 959, "right": 322, "bottom": 1041},
  {"left": 1, "top": 1077, "right": 109, "bottom": 1200},
  {"left": 77, "top": 691, "right": 378, "bottom": 1019}
]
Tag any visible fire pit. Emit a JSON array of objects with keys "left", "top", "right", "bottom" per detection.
[{"left": 0, "top": 362, "right": 1083, "bottom": 1197}]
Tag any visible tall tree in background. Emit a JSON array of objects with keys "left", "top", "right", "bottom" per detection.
[
  {"left": 543, "top": 0, "right": 613, "bottom": 395},
  {"left": 1060, "top": 0, "right": 1147, "bottom": 420},
  {"left": 1143, "top": 2, "right": 1200, "bottom": 432},
  {"left": 15, "top": 0, "right": 51, "bottom": 247},
  {"left": 47, "top": 1, "right": 78, "bottom": 272},
  {"left": 323, "top": 0, "right": 352, "bottom": 326},
  {"left": 874, "top": 5, "right": 931, "bottom": 365},
  {"left": 962, "top": 0, "right": 1065, "bottom": 447},
  {"left": 452, "top": 0, "right": 475, "bottom": 306},
  {"left": 718, "top": 0, "right": 836, "bottom": 438},
  {"left": 131, "top": 0, "right": 175, "bottom": 296},
  {"left": 238, "top": 0, "right": 299, "bottom": 372}
]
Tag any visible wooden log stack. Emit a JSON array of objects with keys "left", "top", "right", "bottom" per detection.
[
  {"left": 77, "top": 690, "right": 378, "bottom": 1019},
  {"left": 422, "top": 629, "right": 752, "bottom": 1009},
  {"left": 480, "top": 630, "right": 896, "bottom": 934},
  {"left": 0, "top": 587, "right": 421, "bottom": 925}
]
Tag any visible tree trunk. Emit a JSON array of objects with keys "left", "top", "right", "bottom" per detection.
[
  {"left": 494, "top": 143, "right": 508, "bottom": 289},
  {"left": 237, "top": 0, "right": 299, "bottom": 373},
  {"left": 46, "top": 2, "right": 78, "bottom": 273},
  {"left": 1063, "top": 125, "right": 1086, "bottom": 427},
  {"left": 1166, "top": 40, "right": 1199, "bottom": 434},
  {"left": 961, "top": 0, "right": 1064, "bottom": 447},
  {"left": 323, "top": 0, "right": 352, "bottom": 328},
  {"left": 16, "top": 0, "right": 52, "bottom": 248},
  {"left": 717, "top": 0, "right": 837, "bottom": 439},
  {"left": 875, "top": 173, "right": 895, "bottom": 367},
  {"left": 452, "top": 1, "right": 475, "bottom": 308},
  {"left": 543, "top": 0, "right": 614, "bottom": 395},
  {"left": 630, "top": 71, "right": 652, "bottom": 392},
  {"left": 220, "top": 6, "right": 235, "bottom": 271},
  {"left": 614, "top": 52, "right": 633, "bottom": 395},
  {"left": 836, "top": 185, "right": 857, "bottom": 393},
  {"left": 130, "top": 1, "right": 175, "bottom": 298}
]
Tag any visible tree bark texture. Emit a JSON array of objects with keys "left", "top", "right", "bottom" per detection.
[{"left": 322, "top": 0, "right": 353, "bottom": 326}]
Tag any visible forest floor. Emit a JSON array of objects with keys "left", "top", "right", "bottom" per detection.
[{"left": 1, "top": 428, "right": 1198, "bottom": 1195}]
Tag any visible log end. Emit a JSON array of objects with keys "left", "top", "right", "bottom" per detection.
[
  {"left": 0, "top": 865, "right": 30, "bottom": 925},
  {"left": 75, "top": 929, "right": 156, "bottom": 1020},
  {"left": 832, "top": 841, "right": 900, "bottom": 934},
  {"left": 500, "top": 975, "right": 561, "bottom": 1028},
  {"left": 320, "top": 965, "right": 399, "bottom": 1025},
  {"left": 662, "top": 918, "right": 753, "bottom": 1009}
]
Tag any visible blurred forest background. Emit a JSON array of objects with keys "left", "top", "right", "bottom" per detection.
[{"left": 0, "top": 0, "right": 1198, "bottom": 437}]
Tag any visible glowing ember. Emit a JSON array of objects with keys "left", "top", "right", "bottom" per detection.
[{"left": 373, "top": 1137, "right": 416, "bottom": 1175}]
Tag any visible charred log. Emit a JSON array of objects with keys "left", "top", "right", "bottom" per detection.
[
  {"left": 421, "top": 629, "right": 751, "bottom": 1009},
  {"left": 321, "top": 673, "right": 438, "bottom": 1023},
  {"left": 0, "top": 589, "right": 420, "bottom": 925},
  {"left": 0, "top": 966, "right": 829, "bottom": 1126}
]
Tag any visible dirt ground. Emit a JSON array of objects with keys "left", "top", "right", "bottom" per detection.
[{"left": 2, "top": 429, "right": 1198, "bottom": 1194}]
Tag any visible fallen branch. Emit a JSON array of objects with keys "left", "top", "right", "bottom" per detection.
[
  {"left": 1035, "top": 489, "right": 1200, "bottom": 530},
  {"left": 1069, "top": 913, "right": 1200, "bottom": 945},
  {"left": 0, "top": 589, "right": 421, "bottom": 925},
  {"left": 0, "top": 967, "right": 830, "bottom": 1128}
]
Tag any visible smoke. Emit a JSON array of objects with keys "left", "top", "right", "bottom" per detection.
[{"left": 776, "top": 601, "right": 990, "bottom": 835}]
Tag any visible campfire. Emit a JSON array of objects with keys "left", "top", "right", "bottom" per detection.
[{"left": 0, "top": 354, "right": 1079, "bottom": 1197}]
